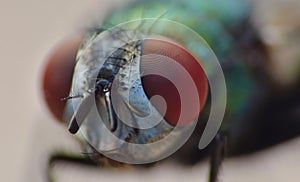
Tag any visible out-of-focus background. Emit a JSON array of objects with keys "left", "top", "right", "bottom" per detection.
[{"left": 1, "top": 0, "right": 300, "bottom": 181}]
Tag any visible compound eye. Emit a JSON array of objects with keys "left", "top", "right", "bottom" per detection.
[
  {"left": 41, "top": 37, "right": 82, "bottom": 121},
  {"left": 141, "top": 36, "right": 208, "bottom": 126}
]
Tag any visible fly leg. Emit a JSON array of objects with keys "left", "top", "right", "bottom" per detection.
[
  {"left": 209, "top": 133, "right": 227, "bottom": 182},
  {"left": 47, "top": 146, "right": 129, "bottom": 182},
  {"left": 47, "top": 152, "right": 98, "bottom": 182}
]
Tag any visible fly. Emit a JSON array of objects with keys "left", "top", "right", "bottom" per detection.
[{"left": 43, "top": 0, "right": 299, "bottom": 182}]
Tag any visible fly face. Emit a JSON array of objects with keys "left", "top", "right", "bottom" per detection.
[{"left": 62, "top": 19, "right": 214, "bottom": 164}]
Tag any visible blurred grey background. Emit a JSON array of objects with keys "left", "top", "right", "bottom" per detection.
[{"left": 0, "top": 0, "right": 299, "bottom": 181}]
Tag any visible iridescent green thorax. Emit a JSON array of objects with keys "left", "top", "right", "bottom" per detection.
[{"left": 101, "top": 0, "right": 255, "bottom": 120}]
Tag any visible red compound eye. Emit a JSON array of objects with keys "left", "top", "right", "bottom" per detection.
[
  {"left": 141, "top": 36, "right": 208, "bottom": 126},
  {"left": 42, "top": 36, "right": 82, "bottom": 121}
]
